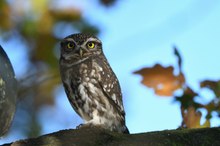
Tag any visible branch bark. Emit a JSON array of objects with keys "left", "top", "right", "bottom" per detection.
[{"left": 2, "top": 127, "right": 220, "bottom": 146}]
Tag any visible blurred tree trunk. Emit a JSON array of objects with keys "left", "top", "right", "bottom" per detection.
[{"left": 2, "top": 127, "right": 220, "bottom": 146}]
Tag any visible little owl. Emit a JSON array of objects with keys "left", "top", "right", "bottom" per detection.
[{"left": 59, "top": 33, "right": 129, "bottom": 133}]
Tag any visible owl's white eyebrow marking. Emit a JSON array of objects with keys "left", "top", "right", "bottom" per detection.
[
  {"left": 83, "top": 38, "right": 101, "bottom": 45},
  {"left": 65, "top": 38, "right": 75, "bottom": 42}
]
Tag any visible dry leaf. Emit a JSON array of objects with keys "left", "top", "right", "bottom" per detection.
[
  {"left": 134, "top": 64, "right": 185, "bottom": 96},
  {"left": 175, "top": 87, "right": 201, "bottom": 109},
  {"left": 200, "top": 80, "right": 220, "bottom": 97},
  {"left": 182, "top": 106, "right": 210, "bottom": 128}
]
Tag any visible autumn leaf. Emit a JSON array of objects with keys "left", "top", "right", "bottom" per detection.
[
  {"left": 200, "top": 80, "right": 220, "bottom": 97},
  {"left": 205, "top": 101, "right": 215, "bottom": 119},
  {"left": 175, "top": 87, "right": 202, "bottom": 109},
  {"left": 204, "top": 100, "right": 220, "bottom": 119},
  {"left": 134, "top": 64, "right": 185, "bottom": 96},
  {"left": 178, "top": 88, "right": 210, "bottom": 129},
  {"left": 181, "top": 106, "right": 210, "bottom": 128}
]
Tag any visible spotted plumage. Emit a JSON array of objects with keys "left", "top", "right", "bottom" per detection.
[{"left": 59, "top": 33, "right": 129, "bottom": 133}]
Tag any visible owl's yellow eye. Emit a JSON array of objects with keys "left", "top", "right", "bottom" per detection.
[
  {"left": 87, "top": 42, "right": 95, "bottom": 49},
  {"left": 67, "top": 42, "right": 75, "bottom": 49}
]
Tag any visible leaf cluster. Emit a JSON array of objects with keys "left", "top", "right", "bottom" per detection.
[{"left": 134, "top": 47, "right": 220, "bottom": 129}]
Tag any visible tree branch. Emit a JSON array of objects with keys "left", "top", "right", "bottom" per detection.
[{"left": 2, "top": 127, "right": 220, "bottom": 146}]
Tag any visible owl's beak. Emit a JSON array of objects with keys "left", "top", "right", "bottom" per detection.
[{"left": 79, "top": 48, "right": 83, "bottom": 58}]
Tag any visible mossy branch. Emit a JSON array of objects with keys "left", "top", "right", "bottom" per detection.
[{"left": 2, "top": 127, "right": 220, "bottom": 146}]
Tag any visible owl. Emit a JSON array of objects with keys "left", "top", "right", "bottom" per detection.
[{"left": 59, "top": 33, "right": 129, "bottom": 134}]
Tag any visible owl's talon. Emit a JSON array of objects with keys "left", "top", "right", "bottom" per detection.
[
  {"left": 76, "top": 123, "right": 96, "bottom": 129},
  {"left": 76, "top": 124, "right": 84, "bottom": 129}
]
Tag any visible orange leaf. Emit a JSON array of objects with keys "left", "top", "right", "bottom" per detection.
[
  {"left": 134, "top": 64, "right": 185, "bottom": 96},
  {"left": 182, "top": 106, "right": 210, "bottom": 128},
  {"left": 200, "top": 80, "right": 220, "bottom": 97}
]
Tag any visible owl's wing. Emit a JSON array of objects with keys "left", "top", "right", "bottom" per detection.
[
  {"left": 98, "top": 80, "right": 125, "bottom": 117},
  {"left": 94, "top": 55, "right": 125, "bottom": 117}
]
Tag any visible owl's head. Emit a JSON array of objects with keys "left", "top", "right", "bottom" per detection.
[{"left": 60, "top": 33, "right": 102, "bottom": 64}]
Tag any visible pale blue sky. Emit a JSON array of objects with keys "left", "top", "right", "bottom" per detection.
[{"left": 1, "top": 0, "right": 220, "bottom": 144}]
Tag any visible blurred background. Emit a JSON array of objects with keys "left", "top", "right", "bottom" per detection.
[{"left": 1, "top": 0, "right": 220, "bottom": 144}]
